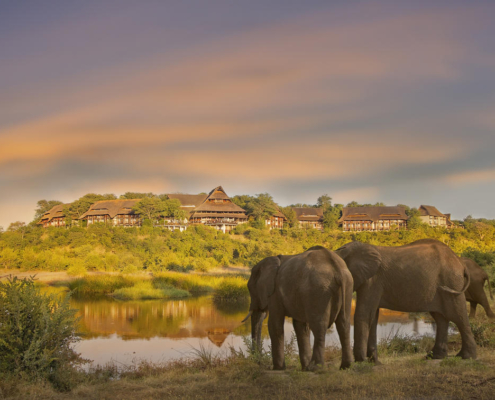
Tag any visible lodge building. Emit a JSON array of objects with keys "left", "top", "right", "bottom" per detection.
[
  {"left": 418, "top": 205, "right": 448, "bottom": 228},
  {"left": 265, "top": 210, "right": 286, "bottom": 230},
  {"left": 38, "top": 204, "right": 68, "bottom": 228},
  {"left": 339, "top": 206, "right": 408, "bottom": 231},
  {"left": 183, "top": 186, "right": 248, "bottom": 233},
  {"left": 293, "top": 207, "right": 324, "bottom": 231},
  {"left": 79, "top": 199, "right": 142, "bottom": 227}
]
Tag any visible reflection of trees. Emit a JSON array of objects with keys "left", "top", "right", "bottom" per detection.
[
  {"left": 71, "top": 295, "right": 250, "bottom": 340},
  {"left": 71, "top": 296, "right": 418, "bottom": 344},
  {"left": 213, "top": 298, "right": 250, "bottom": 316}
]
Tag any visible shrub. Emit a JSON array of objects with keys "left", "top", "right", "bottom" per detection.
[
  {"left": 213, "top": 277, "right": 249, "bottom": 301},
  {"left": 67, "top": 259, "right": 88, "bottom": 277},
  {"left": 0, "top": 276, "right": 82, "bottom": 387}
]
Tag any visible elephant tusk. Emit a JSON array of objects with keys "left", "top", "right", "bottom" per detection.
[{"left": 241, "top": 310, "right": 253, "bottom": 323}]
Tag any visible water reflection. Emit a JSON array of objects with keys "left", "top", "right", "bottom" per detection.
[{"left": 71, "top": 295, "right": 436, "bottom": 366}]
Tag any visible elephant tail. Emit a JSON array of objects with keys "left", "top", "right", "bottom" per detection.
[
  {"left": 487, "top": 277, "right": 494, "bottom": 300},
  {"left": 439, "top": 267, "right": 470, "bottom": 295}
]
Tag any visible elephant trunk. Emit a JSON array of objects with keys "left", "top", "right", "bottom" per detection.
[{"left": 251, "top": 310, "right": 266, "bottom": 353}]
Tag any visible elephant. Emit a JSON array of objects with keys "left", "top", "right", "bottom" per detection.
[
  {"left": 462, "top": 257, "right": 495, "bottom": 318},
  {"left": 335, "top": 238, "right": 477, "bottom": 362},
  {"left": 243, "top": 247, "right": 353, "bottom": 371}
]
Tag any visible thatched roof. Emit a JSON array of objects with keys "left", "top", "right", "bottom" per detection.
[
  {"left": 39, "top": 204, "right": 68, "bottom": 224},
  {"left": 167, "top": 194, "right": 208, "bottom": 208},
  {"left": 419, "top": 205, "right": 446, "bottom": 218},
  {"left": 191, "top": 186, "right": 247, "bottom": 215},
  {"left": 292, "top": 207, "right": 324, "bottom": 222},
  {"left": 79, "top": 199, "right": 141, "bottom": 219},
  {"left": 339, "top": 206, "right": 408, "bottom": 223}
]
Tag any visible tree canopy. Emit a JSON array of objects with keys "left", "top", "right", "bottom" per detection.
[{"left": 33, "top": 200, "right": 63, "bottom": 223}]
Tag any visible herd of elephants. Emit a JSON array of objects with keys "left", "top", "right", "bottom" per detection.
[{"left": 243, "top": 239, "right": 494, "bottom": 371}]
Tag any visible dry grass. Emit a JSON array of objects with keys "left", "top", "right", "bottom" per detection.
[{"left": 4, "top": 325, "right": 495, "bottom": 400}]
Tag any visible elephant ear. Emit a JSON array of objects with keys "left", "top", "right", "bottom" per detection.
[
  {"left": 249, "top": 256, "right": 280, "bottom": 311},
  {"left": 336, "top": 241, "right": 382, "bottom": 291}
]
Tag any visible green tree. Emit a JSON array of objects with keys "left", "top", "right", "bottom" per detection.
[
  {"left": 132, "top": 197, "right": 185, "bottom": 223},
  {"left": 316, "top": 194, "right": 332, "bottom": 212},
  {"left": 0, "top": 248, "right": 19, "bottom": 269},
  {"left": 323, "top": 203, "right": 343, "bottom": 230},
  {"left": 245, "top": 193, "right": 279, "bottom": 221},
  {"left": 33, "top": 200, "right": 63, "bottom": 222},
  {"left": 119, "top": 192, "right": 155, "bottom": 199},
  {"left": 231, "top": 194, "right": 254, "bottom": 210},
  {"left": 7, "top": 221, "right": 26, "bottom": 232},
  {"left": 280, "top": 206, "right": 298, "bottom": 228}
]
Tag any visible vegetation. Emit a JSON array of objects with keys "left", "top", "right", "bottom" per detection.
[
  {"left": 0, "top": 277, "right": 83, "bottom": 391},
  {"left": 3, "top": 315, "right": 495, "bottom": 398},
  {"left": 53, "top": 271, "right": 249, "bottom": 300},
  {"left": 112, "top": 280, "right": 190, "bottom": 300},
  {"left": 2, "top": 216, "right": 495, "bottom": 275}
]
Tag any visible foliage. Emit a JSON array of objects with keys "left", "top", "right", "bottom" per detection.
[
  {"left": 33, "top": 200, "right": 63, "bottom": 223},
  {"left": 0, "top": 276, "right": 82, "bottom": 386},
  {"left": 65, "top": 193, "right": 117, "bottom": 222},
  {"left": 112, "top": 280, "right": 190, "bottom": 300},
  {"left": 132, "top": 196, "right": 185, "bottom": 223},
  {"left": 213, "top": 277, "right": 250, "bottom": 300}
]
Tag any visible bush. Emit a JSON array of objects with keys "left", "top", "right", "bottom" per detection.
[
  {"left": 0, "top": 276, "right": 82, "bottom": 387},
  {"left": 213, "top": 277, "right": 249, "bottom": 301},
  {"left": 67, "top": 259, "right": 88, "bottom": 277}
]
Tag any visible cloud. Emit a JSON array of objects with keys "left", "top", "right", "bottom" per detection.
[
  {"left": 1, "top": 1, "right": 495, "bottom": 227},
  {"left": 444, "top": 168, "right": 495, "bottom": 185}
]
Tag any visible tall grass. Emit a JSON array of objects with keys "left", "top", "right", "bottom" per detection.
[
  {"left": 54, "top": 271, "right": 249, "bottom": 300},
  {"left": 60, "top": 275, "right": 139, "bottom": 295},
  {"left": 153, "top": 271, "right": 249, "bottom": 300},
  {"left": 113, "top": 280, "right": 190, "bottom": 300},
  {"left": 213, "top": 276, "right": 249, "bottom": 301}
]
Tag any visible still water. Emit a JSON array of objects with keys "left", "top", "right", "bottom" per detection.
[{"left": 71, "top": 295, "right": 436, "bottom": 366}]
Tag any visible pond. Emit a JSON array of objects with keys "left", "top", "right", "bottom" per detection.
[{"left": 71, "top": 295, "right": 437, "bottom": 366}]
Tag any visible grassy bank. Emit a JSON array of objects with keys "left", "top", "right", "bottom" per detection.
[
  {"left": 3, "top": 326, "right": 495, "bottom": 399},
  {"left": 53, "top": 271, "right": 249, "bottom": 300}
]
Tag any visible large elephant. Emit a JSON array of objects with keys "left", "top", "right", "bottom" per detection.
[
  {"left": 462, "top": 257, "right": 494, "bottom": 318},
  {"left": 243, "top": 247, "right": 353, "bottom": 370},
  {"left": 335, "top": 239, "right": 477, "bottom": 362}
]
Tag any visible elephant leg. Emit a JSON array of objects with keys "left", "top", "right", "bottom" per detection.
[
  {"left": 443, "top": 298, "right": 477, "bottom": 359},
  {"left": 335, "top": 307, "right": 352, "bottom": 369},
  {"left": 354, "top": 287, "right": 381, "bottom": 362},
  {"left": 429, "top": 312, "right": 449, "bottom": 359},
  {"left": 479, "top": 295, "right": 495, "bottom": 319},
  {"left": 307, "top": 322, "right": 327, "bottom": 371},
  {"left": 366, "top": 308, "right": 380, "bottom": 364},
  {"left": 268, "top": 309, "right": 286, "bottom": 370},
  {"left": 469, "top": 302, "right": 477, "bottom": 318},
  {"left": 293, "top": 319, "right": 311, "bottom": 370}
]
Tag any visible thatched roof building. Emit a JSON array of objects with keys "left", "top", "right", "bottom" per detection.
[
  {"left": 38, "top": 204, "right": 68, "bottom": 227},
  {"left": 79, "top": 199, "right": 142, "bottom": 226},
  {"left": 418, "top": 205, "right": 448, "bottom": 227},
  {"left": 339, "top": 206, "right": 408, "bottom": 231},
  {"left": 187, "top": 186, "right": 248, "bottom": 232},
  {"left": 292, "top": 207, "right": 324, "bottom": 230}
]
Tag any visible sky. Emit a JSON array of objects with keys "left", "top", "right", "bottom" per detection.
[{"left": 1, "top": 0, "right": 495, "bottom": 228}]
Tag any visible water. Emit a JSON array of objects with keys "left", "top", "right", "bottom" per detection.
[{"left": 71, "top": 295, "right": 437, "bottom": 366}]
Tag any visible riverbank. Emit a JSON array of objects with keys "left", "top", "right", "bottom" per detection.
[
  {"left": 3, "top": 334, "right": 495, "bottom": 399},
  {"left": 0, "top": 269, "right": 250, "bottom": 301}
]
